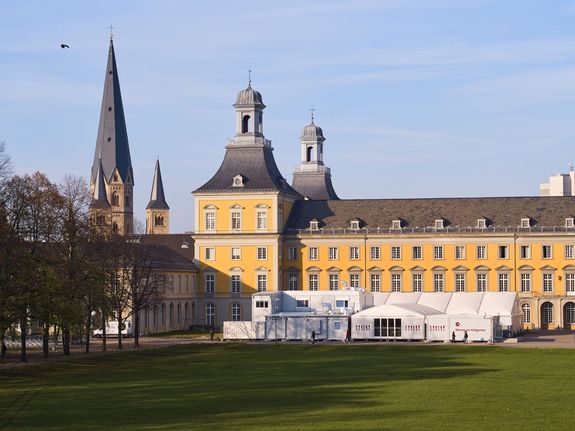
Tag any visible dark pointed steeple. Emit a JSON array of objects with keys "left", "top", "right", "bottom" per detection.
[
  {"left": 91, "top": 38, "right": 133, "bottom": 185},
  {"left": 90, "top": 158, "right": 111, "bottom": 208},
  {"left": 147, "top": 159, "right": 169, "bottom": 209}
]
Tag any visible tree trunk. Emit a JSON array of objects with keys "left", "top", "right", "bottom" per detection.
[
  {"left": 62, "top": 326, "right": 71, "bottom": 356},
  {"left": 19, "top": 320, "right": 27, "bottom": 362},
  {"left": 117, "top": 315, "right": 123, "bottom": 350},
  {"left": 134, "top": 312, "right": 140, "bottom": 348},
  {"left": 101, "top": 314, "right": 107, "bottom": 352},
  {"left": 85, "top": 313, "right": 91, "bottom": 354},
  {"left": 43, "top": 322, "right": 49, "bottom": 359}
]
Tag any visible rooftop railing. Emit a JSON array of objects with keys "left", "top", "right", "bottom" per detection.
[{"left": 284, "top": 226, "right": 575, "bottom": 236}]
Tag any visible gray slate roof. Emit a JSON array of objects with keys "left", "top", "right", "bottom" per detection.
[
  {"left": 90, "top": 158, "right": 111, "bottom": 209},
  {"left": 285, "top": 197, "right": 575, "bottom": 231},
  {"left": 147, "top": 159, "right": 169, "bottom": 209},
  {"left": 91, "top": 39, "right": 133, "bottom": 184},
  {"left": 139, "top": 234, "right": 196, "bottom": 270},
  {"left": 300, "top": 121, "right": 324, "bottom": 140},
  {"left": 292, "top": 171, "right": 339, "bottom": 200},
  {"left": 194, "top": 146, "right": 301, "bottom": 197}
]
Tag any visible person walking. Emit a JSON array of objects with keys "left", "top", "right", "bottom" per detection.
[
  {"left": 463, "top": 330, "right": 469, "bottom": 344},
  {"left": 209, "top": 326, "right": 215, "bottom": 342},
  {"left": 311, "top": 330, "right": 316, "bottom": 344},
  {"left": 451, "top": 331, "right": 456, "bottom": 343}
]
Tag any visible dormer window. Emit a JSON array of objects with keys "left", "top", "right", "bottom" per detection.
[
  {"left": 566, "top": 217, "right": 575, "bottom": 228},
  {"left": 232, "top": 175, "right": 245, "bottom": 187},
  {"left": 392, "top": 219, "right": 402, "bottom": 230},
  {"left": 434, "top": 219, "right": 444, "bottom": 230},
  {"left": 350, "top": 220, "right": 360, "bottom": 230},
  {"left": 309, "top": 220, "right": 319, "bottom": 231},
  {"left": 477, "top": 218, "right": 487, "bottom": 229},
  {"left": 520, "top": 218, "right": 531, "bottom": 228}
]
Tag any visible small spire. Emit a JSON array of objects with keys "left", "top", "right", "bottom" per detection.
[
  {"left": 248, "top": 66, "right": 252, "bottom": 86},
  {"left": 147, "top": 159, "right": 169, "bottom": 210},
  {"left": 109, "top": 24, "right": 114, "bottom": 41}
]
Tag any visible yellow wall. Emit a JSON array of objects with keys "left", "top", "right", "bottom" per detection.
[{"left": 197, "top": 197, "right": 274, "bottom": 233}]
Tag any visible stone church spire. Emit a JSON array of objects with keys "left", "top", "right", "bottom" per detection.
[
  {"left": 291, "top": 115, "right": 339, "bottom": 200},
  {"left": 90, "top": 38, "right": 134, "bottom": 234},
  {"left": 146, "top": 159, "right": 170, "bottom": 234}
]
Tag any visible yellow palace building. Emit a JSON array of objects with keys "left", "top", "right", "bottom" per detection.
[{"left": 191, "top": 82, "right": 575, "bottom": 331}]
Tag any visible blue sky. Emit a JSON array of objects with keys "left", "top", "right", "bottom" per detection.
[{"left": 2, "top": 0, "right": 575, "bottom": 232}]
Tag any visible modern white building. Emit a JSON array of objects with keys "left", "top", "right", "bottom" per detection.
[{"left": 540, "top": 165, "right": 575, "bottom": 196}]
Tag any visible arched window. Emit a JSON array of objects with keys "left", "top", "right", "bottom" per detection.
[
  {"left": 155, "top": 215, "right": 163, "bottom": 226},
  {"left": 206, "top": 303, "right": 216, "bottom": 326},
  {"left": 153, "top": 305, "right": 158, "bottom": 329},
  {"left": 112, "top": 192, "right": 120, "bottom": 206},
  {"left": 184, "top": 303, "right": 189, "bottom": 326},
  {"left": 96, "top": 215, "right": 105, "bottom": 226},
  {"left": 112, "top": 222, "right": 118, "bottom": 233},
  {"left": 232, "top": 303, "right": 241, "bottom": 321},
  {"left": 169, "top": 303, "right": 174, "bottom": 327},
  {"left": 242, "top": 115, "right": 251, "bottom": 133},
  {"left": 564, "top": 302, "right": 575, "bottom": 325},
  {"left": 177, "top": 303, "right": 181, "bottom": 324},
  {"left": 522, "top": 303, "right": 531, "bottom": 324},
  {"left": 306, "top": 146, "right": 313, "bottom": 162},
  {"left": 161, "top": 304, "right": 166, "bottom": 326},
  {"left": 541, "top": 302, "right": 553, "bottom": 325},
  {"left": 125, "top": 194, "right": 131, "bottom": 207}
]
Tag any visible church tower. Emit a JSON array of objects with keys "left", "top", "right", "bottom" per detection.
[
  {"left": 89, "top": 157, "right": 113, "bottom": 232},
  {"left": 90, "top": 37, "right": 134, "bottom": 235},
  {"left": 291, "top": 115, "right": 339, "bottom": 200},
  {"left": 146, "top": 159, "right": 170, "bottom": 234}
]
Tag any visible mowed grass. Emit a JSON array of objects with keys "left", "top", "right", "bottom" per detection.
[{"left": 1, "top": 344, "right": 574, "bottom": 431}]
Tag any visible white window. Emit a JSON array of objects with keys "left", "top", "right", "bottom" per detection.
[
  {"left": 257, "top": 247, "right": 267, "bottom": 260},
  {"left": 392, "top": 219, "right": 402, "bottom": 230},
  {"left": 350, "top": 273, "right": 360, "bottom": 288},
  {"left": 433, "top": 273, "right": 444, "bottom": 292},
  {"left": 391, "top": 273, "right": 402, "bottom": 292},
  {"left": 522, "top": 303, "right": 531, "bottom": 324},
  {"left": 296, "top": 299, "right": 309, "bottom": 308},
  {"left": 542, "top": 302, "right": 553, "bottom": 324},
  {"left": 288, "top": 274, "right": 299, "bottom": 291},
  {"left": 205, "top": 274, "right": 215, "bottom": 294},
  {"left": 476, "top": 245, "right": 487, "bottom": 260},
  {"left": 205, "top": 247, "right": 215, "bottom": 261},
  {"left": 231, "top": 275, "right": 241, "bottom": 294},
  {"left": 349, "top": 246, "right": 360, "bottom": 260},
  {"left": 477, "top": 218, "right": 487, "bottom": 229},
  {"left": 434, "top": 219, "right": 444, "bottom": 229},
  {"left": 232, "top": 303, "right": 241, "bottom": 321},
  {"left": 566, "top": 218, "right": 575, "bottom": 228},
  {"left": 476, "top": 273, "right": 487, "bottom": 292},
  {"left": 498, "top": 273, "right": 509, "bottom": 292},
  {"left": 412, "top": 273, "right": 422, "bottom": 292},
  {"left": 520, "top": 273, "right": 531, "bottom": 292},
  {"left": 231, "top": 210, "right": 242, "bottom": 231},
  {"left": 455, "top": 246, "right": 465, "bottom": 260},
  {"left": 308, "top": 274, "right": 319, "bottom": 291},
  {"left": 310, "top": 220, "right": 319, "bottom": 230},
  {"left": 371, "top": 246, "right": 380, "bottom": 260},
  {"left": 520, "top": 245, "right": 530, "bottom": 259},
  {"left": 391, "top": 246, "right": 401, "bottom": 260},
  {"left": 206, "top": 303, "right": 215, "bottom": 326},
  {"left": 257, "top": 274, "right": 267, "bottom": 292},
  {"left": 566, "top": 245, "right": 574, "bottom": 259},
  {"left": 433, "top": 246, "right": 444, "bottom": 260},
  {"left": 543, "top": 273, "right": 553, "bottom": 292},
  {"left": 350, "top": 220, "right": 360, "bottom": 230},
  {"left": 308, "top": 247, "right": 318, "bottom": 260},
  {"left": 455, "top": 273, "right": 466, "bottom": 292},
  {"left": 520, "top": 218, "right": 531, "bottom": 228},
  {"left": 288, "top": 247, "right": 298, "bottom": 260},
  {"left": 566, "top": 274, "right": 575, "bottom": 292},
  {"left": 370, "top": 274, "right": 380, "bottom": 292},
  {"left": 205, "top": 211, "right": 215, "bottom": 231},
  {"left": 329, "top": 247, "right": 339, "bottom": 260},
  {"left": 498, "top": 245, "right": 509, "bottom": 259},
  {"left": 256, "top": 210, "right": 267, "bottom": 230},
  {"left": 329, "top": 273, "right": 339, "bottom": 291},
  {"left": 542, "top": 245, "right": 552, "bottom": 259},
  {"left": 412, "top": 246, "right": 422, "bottom": 260},
  {"left": 231, "top": 247, "right": 241, "bottom": 260}
]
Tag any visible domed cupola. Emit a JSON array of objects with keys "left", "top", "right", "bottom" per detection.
[
  {"left": 234, "top": 83, "right": 265, "bottom": 107},
  {"left": 300, "top": 121, "right": 325, "bottom": 141}
]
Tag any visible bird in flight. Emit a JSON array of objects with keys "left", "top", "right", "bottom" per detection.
[{"left": 60, "top": 44, "right": 70, "bottom": 49}]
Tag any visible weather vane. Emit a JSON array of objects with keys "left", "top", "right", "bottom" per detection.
[
  {"left": 310, "top": 107, "right": 315, "bottom": 123},
  {"left": 248, "top": 66, "right": 252, "bottom": 85}
]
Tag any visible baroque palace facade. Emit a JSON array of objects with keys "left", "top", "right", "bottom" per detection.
[{"left": 89, "top": 39, "right": 575, "bottom": 331}]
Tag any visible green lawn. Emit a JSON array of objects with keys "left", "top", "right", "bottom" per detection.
[{"left": 0, "top": 343, "right": 573, "bottom": 430}]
